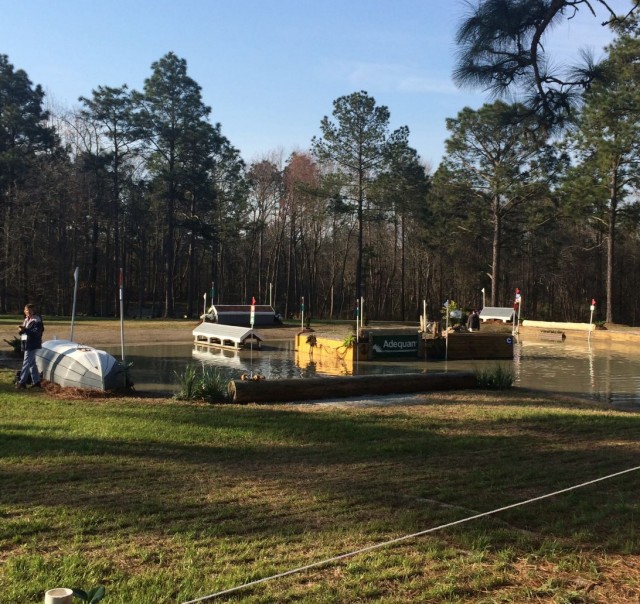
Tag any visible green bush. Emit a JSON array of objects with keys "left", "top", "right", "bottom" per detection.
[
  {"left": 173, "top": 364, "right": 199, "bottom": 400},
  {"left": 474, "top": 365, "right": 515, "bottom": 390},
  {"left": 3, "top": 336, "right": 22, "bottom": 357},
  {"left": 341, "top": 334, "right": 356, "bottom": 348},
  {"left": 198, "top": 366, "right": 230, "bottom": 402},
  {"left": 173, "top": 364, "right": 230, "bottom": 403}
]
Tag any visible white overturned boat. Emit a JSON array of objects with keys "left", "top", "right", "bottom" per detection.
[{"left": 36, "top": 339, "right": 127, "bottom": 391}]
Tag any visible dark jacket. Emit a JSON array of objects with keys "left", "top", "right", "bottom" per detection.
[{"left": 20, "top": 315, "right": 44, "bottom": 351}]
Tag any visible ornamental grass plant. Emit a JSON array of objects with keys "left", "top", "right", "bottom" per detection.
[
  {"left": 1, "top": 368, "right": 639, "bottom": 602},
  {"left": 173, "top": 364, "right": 230, "bottom": 403},
  {"left": 474, "top": 364, "right": 515, "bottom": 389}
]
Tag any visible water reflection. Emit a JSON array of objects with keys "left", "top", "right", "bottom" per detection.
[
  {"left": 508, "top": 339, "right": 640, "bottom": 406},
  {"left": 111, "top": 337, "right": 640, "bottom": 407}
]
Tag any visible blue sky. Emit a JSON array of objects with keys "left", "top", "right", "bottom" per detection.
[{"left": 0, "top": 0, "right": 624, "bottom": 167}]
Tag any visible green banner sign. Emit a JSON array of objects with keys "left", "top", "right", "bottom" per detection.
[{"left": 371, "top": 334, "right": 419, "bottom": 358}]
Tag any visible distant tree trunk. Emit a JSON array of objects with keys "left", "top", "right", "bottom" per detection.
[
  {"left": 356, "top": 168, "right": 364, "bottom": 303},
  {"left": 606, "top": 171, "right": 618, "bottom": 324},
  {"left": 286, "top": 213, "right": 295, "bottom": 318},
  {"left": 2, "top": 198, "right": 11, "bottom": 312},
  {"left": 164, "top": 170, "right": 176, "bottom": 317},
  {"left": 88, "top": 220, "right": 99, "bottom": 316},
  {"left": 401, "top": 212, "right": 406, "bottom": 321},
  {"left": 186, "top": 194, "right": 197, "bottom": 318},
  {"left": 491, "top": 198, "right": 501, "bottom": 307}
]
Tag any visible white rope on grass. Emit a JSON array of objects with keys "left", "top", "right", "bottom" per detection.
[{"left": 181, "top": 465, "right": 640, "bottom": 603}]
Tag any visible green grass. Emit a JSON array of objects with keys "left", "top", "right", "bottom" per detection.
[{"left": 1, "top": 369, "right": 639, "bottom": 602}]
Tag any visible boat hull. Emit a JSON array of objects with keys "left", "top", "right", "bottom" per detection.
[{"left": 36, "top": 340, "right": 126, "bottom": 391}]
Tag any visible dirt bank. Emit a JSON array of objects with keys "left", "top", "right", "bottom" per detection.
[
  {"left": 0, "top": 319, "right": 303, "bottom": 352},
  {"left": 5, "top": 317, "right": 636, "bottom": 353}
]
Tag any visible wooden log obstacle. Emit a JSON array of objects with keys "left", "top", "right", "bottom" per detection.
[
  {"left": 538, "top": 329, "right": 566, "bottom": 341},
  {"left": 228, "top": 371, "right": 478, "bottom": 404}
]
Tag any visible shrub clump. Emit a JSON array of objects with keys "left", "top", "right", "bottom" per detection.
[
  {"left": 474, "top": 365, "right": 515, "bottom": 390},
  {"left": 173, "top": 364, "right": 230, "bottom": 403}
]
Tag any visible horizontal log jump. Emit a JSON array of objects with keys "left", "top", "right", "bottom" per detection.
[{"left": 228, "top": 371, "right": 478, "bottom": 404}]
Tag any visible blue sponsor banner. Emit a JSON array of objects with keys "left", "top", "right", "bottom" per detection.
[{"left": 371, "top": 334, "right": 419, "bottom": 358}]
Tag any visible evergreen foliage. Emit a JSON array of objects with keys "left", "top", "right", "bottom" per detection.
[{"left": 1, "top": 32, "right": 640, "bottom": 325}]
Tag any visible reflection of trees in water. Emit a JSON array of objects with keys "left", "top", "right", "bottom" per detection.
[
  {"left": 127, "top": 341, "right": 640, "bottom": 407},
  {"left": 301, "top": 362, "right": 317, "bottom": 378},
  {"left": 265, "top": 358, "right": 302, "bottom": 379},
  {"left": 513, "top": 336, "right": 522, "bottom": 382},
  {"left": 588, "top": 342, "right": 596, "bottom": 392},
  {"left": 598, "top": 353, "right": 612, "bottom": 405},
  {"left": 298, "top": 358, "right": 351, "bottom": 377}
]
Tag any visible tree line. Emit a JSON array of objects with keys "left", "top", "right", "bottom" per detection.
[{"left": 1, "top": 3, "right": 640, "bottom": 325}]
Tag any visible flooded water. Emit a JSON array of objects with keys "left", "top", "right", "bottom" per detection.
[{"left": 111, "top": 337, "right": 640, "bottom": 407}]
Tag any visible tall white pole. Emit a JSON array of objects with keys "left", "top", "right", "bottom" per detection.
[
  {"left": 301, "top": 296, "right": 304, "bottom": 331},
  {"left": 119, "top": 268, "right": 125, "bottom": 363},
  {"left": 250, "top": 297, "right": 255, "bottom": 376},
  {"left": 445, "top": 299, "right": 450, "bottom": 362},
  {"left": 360, "top": 296, "right": 364, "bottom": 362},
  {"left": 330, "top": 285, "right": 334, "bottom": 319},
  {"left": 203, "top": 292, "right": 207, "bottom": 318},
  {"left": 481, "top": 287, "right": 485, "bottom": 309},
  {"left": 361, "top": 296, "right": 364, "bottom": 360},
  {"left": 423, "top": 299, "right": 427, "bottom": 359},
  {"left": 355, "top": 297, "right": 360, "bottom": 371},
  {"left": 70, "top": 267, "right": 79, "bottom": 341}
]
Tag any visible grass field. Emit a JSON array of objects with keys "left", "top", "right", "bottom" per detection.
[{"left": 1, "top": 368, "right": 639, "bottom": 603}]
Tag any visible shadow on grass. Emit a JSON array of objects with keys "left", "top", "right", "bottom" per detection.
[{"left": 1, "top": 388, "right": 639, "bottom": 555}]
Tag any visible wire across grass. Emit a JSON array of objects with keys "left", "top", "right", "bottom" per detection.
[{"left": 1, "top": 369, "right": 639, "bottom": 603}]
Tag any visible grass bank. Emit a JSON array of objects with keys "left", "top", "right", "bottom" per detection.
[{"left": 1, "top": 369, "right": 639, "bottom": 602}]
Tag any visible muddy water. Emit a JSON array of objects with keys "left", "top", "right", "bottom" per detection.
[
  {"left": 113, "top": 337, "right": 640, "bottom": 407},
  {"left": 110, "top": 339, "right": 640, "bottom": 408},
  {"left": 509, "top": 339, "right": 640, "bottom": 406}
]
